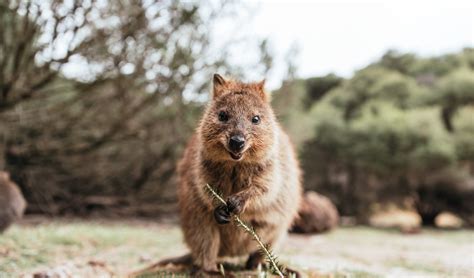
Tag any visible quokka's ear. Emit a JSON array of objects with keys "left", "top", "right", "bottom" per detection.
[
  {"left": 257, "top": 79, "right": 265, "bottom": 91},
  {"left": 255, "top": 79, "right": 270, "bottom": 102},
  {"left": 213, "top": 74, "right": 227, "bottom": 99}
]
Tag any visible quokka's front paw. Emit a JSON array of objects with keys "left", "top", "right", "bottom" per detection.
[
  {"left": 226, "top": 195, "right": 245, "bottom": 215},
  {"left": 214, "top": 204, "right": 231, "bottom": 224}
]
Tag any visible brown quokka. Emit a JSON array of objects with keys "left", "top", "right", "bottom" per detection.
[
  {"left": 0, "top": 171, "right": 26, "bottom": 233},
  {"left": 176, "top": 74, "right": 302, "bottom": 274}
]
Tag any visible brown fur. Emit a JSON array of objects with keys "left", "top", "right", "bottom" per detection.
[
  {"left": 291, "top": 191, "right": 339, "bottom": 234},
  {"left": 0, "top": 171, "right": 26, "bottom": 233},
  {"left": 176, "top": 74, "right": 302, "bottom": 272}
]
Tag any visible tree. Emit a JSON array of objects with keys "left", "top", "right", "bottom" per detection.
[
  {"left": 1, "top": 0, "right": 273, "bottom": 214},
  {"left": 274, "top": 49, "right": 474, "bottom": 225},
  {"left": 430, "top": 68, "right": 474, "bottom": 132}
]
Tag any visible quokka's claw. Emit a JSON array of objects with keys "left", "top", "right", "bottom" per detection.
[{"left": 214, "top": 204, "right": 231, "bottom": 224}]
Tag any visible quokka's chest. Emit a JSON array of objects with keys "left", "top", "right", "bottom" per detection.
[
  {"left": 210, "top": 167, "right": 253, "bottom": 197},
  {"left": 200, "top": 161, "right": 270, "bottom": 196}
]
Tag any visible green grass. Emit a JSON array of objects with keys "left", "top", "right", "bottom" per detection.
[
  {"left": 0, "top": 219, "right": 183, "bottom": 276},
  {"left": 0, "top": 219, "right": 472, "bottom": 277}
]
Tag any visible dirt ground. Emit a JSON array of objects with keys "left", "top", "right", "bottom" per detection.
[{"left": 0, "top": 216, "right": 473, "bottom": 277}]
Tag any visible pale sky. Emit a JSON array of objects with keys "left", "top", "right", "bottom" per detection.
[
  {"left": 244, "top": 0, "right": 474, "bottom": 88},
  {"left": 59, "top": 1, "right": 473, "bottom": 90}
]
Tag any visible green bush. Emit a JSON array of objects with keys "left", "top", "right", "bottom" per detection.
[{"left": 274, "top": 48, "right": 474, "bottom": 225}]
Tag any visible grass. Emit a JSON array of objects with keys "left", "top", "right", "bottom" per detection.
[
  {"left": 0, "top": 218, "right": 183, "bottom": 276},
  {"left": 0, "top": 218, "right": 473, "bottom": 277}
]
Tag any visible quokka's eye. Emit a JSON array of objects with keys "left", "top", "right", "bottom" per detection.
[
  {"left": 218, "top": 111, "right": 229, "bottom": 122},
  {"left": 251, "top": 115, "right": 260, "bottom": 124}
]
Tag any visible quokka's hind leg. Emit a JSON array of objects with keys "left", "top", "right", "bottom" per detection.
[
  {"left": 245, "top": 251, "right": 265, "bottom": 270},
  {"left": 245, "top": 226, "right": 285, "bottom": 271},
  {"left": 246, "top": 251, "right": 301, "bottom": 278},
  {"left": 181, "top": 207, "right": 221, "bottom": 272},
  {"left": 285, "top": 266, "right": 302, "bottom": 278},
  {"left": 189, "top": 231, "right": 220, "bottom": 273}
]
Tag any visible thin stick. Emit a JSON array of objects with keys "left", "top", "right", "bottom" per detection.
[{"left": 205, "top": 184, "right": 285, "bottom": 277}]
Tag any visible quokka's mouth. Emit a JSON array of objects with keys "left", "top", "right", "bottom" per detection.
[{"left": 228, "top": 151, "right": 243, "bottom": 161}]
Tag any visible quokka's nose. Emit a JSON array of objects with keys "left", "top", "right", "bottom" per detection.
[{"left": 229, "top": 135, "right": 245, "bottom": 152}]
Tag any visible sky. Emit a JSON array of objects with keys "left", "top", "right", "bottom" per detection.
[
  {"left": 244, "top": 0, "right": 474, "bottom": 89},
  {"left": 57, "top": 0, "right": 473, "bottom": 90}
]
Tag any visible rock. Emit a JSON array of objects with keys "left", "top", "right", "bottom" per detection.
[
  {"left": 369, "top": 209, "right": 421, "bottom": 230},
  {"left": 435, "top": 212, "right": 464, "bottom": 229},
  {"left": 291, "top": 191, "right": 339, "bottom": 234}
]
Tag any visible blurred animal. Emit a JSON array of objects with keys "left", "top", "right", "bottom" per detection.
[
  {"left": 174, "top": 74, "right": 302, "bottom": 275},
  {"left": 291, "top": 191, "right": 339, "bottom": 234},
  {"left": 0, "top": 171, "right": 27, "bottom": 233}
]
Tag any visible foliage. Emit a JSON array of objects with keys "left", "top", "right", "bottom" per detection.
[
  {"left": 0, "top": 0, "right": 272, "bottom": 214},
  {"left": 273, "top": 48, "right": 474, "bottom": 225},
  {"left": 1, "top": 1, "right": 472, "bottom": 226}
]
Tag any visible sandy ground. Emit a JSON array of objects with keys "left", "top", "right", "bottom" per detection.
[{"left": 0, "top": 217, "right": 473, "bottom": 277}]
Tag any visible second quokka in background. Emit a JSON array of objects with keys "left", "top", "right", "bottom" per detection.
[{"left": 0, "top": 171, "right": 26, "bottom": 233}]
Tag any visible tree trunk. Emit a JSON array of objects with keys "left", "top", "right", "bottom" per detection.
[
  {"left": 419, "top": 211, "right": 439, "bottom": 226},
  {"left": 441, "top": 106, "right": 455, "bottom": 132}
]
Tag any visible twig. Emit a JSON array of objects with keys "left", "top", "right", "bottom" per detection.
[{"left": 205, "top": 184, "right": 285, "bottom": 277}]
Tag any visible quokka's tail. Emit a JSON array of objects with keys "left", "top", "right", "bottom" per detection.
[
  {"left": 155, "top": 253, "right": 193, "bottom": 266},
  {"left": 128, "top": 253, "right": 193, "bottom": 277}
]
